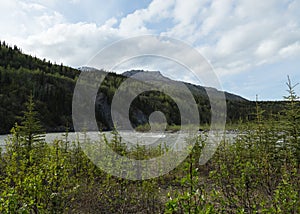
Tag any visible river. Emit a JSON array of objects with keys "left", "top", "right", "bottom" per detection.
[{"left": 0, "top": 131, "right": 237, "bottom": 153}]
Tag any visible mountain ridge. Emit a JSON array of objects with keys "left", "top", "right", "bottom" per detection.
[
  {"left": 0, "top": 41, "right": 285, "bottom": 134},
  {"left": 83, "top": 67, "right": 248, "bottom": 103}
]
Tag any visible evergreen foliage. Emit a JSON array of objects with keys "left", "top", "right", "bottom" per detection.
[{"left": 18, "top": 94, "right": 45, "bottom": 150}]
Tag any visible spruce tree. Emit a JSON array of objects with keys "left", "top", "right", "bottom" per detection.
[
  {"left": 19, "top": 94, "right": 45, "bottom": 151},
  {"left": 282, "top": 76, "right": 299, "bottom": 165}
]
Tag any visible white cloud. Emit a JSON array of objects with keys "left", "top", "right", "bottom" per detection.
[
  {"left": 24, "top": 22, "right": 121, "bottom": 66},
  {"left": 118, "top": 0, "right": 174, "bottom": 36},
  {"left": 1, "top": 0, "right": 300, "bottom": 99},
  {"left": 68, "top": 0, "right": 81, "bottom": 3},
  {"left": 279, "top": 41, "right": 300, "bottom": 58},
  {"left": 191, "top": 0, "right": 300, "bottom": 77},
  {"left": 200, "top": 0, "right": 233, "bottom": 36},
  {"left": 255, "top": 40, "right": 280, "bottom": 58},
  {"left": 0, "top": 0, "right": 64, "bottom": 41},
  {"left": 173, "top": 0, "right": 203, "bottom": 25}
]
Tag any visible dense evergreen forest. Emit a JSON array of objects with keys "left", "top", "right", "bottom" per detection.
[
  {"left": 0, "top": 41, "right": 299, "bottom": 213},
  {"left": 0, "top": 41, "right": 79, "bottom": 134},
  {"left": 0, "top": 41, "right": 293, "bottom": 134}
]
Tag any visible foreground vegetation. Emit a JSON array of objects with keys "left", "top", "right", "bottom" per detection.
[{"left": 0, "top": 78, "right": 299, "bottom": 213}]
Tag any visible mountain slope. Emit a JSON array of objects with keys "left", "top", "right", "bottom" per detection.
[
  {"left": 0, "top": 41, "right": 280, "bottom": 134},
  {"left": 123, "top": 70, "right": 247, "bottom": 102}
]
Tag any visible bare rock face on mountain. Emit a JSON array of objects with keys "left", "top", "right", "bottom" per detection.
[
  {"left": 122, "top": 70, "right": 247, "bottom": 103},
  {"left": 122, "top": 70, "right": 172, "bottom": 82}
]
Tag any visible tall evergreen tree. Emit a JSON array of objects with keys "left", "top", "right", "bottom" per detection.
[
  {"left": 282, "top": 76, "right": 300, "bottom": 165},
  {"left": 19, "top": 94, "right": 45, "bottom": 151}
]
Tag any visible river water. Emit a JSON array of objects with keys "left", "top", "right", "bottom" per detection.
[{"left": 0, "top": 131, "right": 237, "bottom": 153}]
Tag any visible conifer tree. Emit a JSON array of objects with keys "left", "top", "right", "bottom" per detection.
[
  {"left": 19, "top": 94, "right": 45, "bottom": 151},
  {"left": 282, "top": 76, "right": 299, "bottom": 165}
]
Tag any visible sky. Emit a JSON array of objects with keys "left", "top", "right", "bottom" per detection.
[{"left": 0, "top": 0, "right": 300, "bottom": 100}]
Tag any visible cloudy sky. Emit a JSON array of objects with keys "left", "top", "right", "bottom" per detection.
[{"left": 1, "top": 0, "right": 300, "bottom": 100}]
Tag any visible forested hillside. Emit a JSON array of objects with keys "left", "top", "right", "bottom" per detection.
[
  {"left": 0, "top": 41, "right": 289, "bottom": 134},
  {"left": 0, "top": 41, "right": 81, "bottom": 134}
]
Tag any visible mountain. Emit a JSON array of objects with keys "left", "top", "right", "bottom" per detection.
[
  {"left": 123, "top": 69, "right": 247, "bottom": 102},
  {"left": 0, "top": 41, "right": 285, "bottom": 134},
  {"left": 120, "top": 69, "right": 252, "bottom": 128},
  {"left": 122, "top": 70, "right": 172, "bottom": 82}
]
